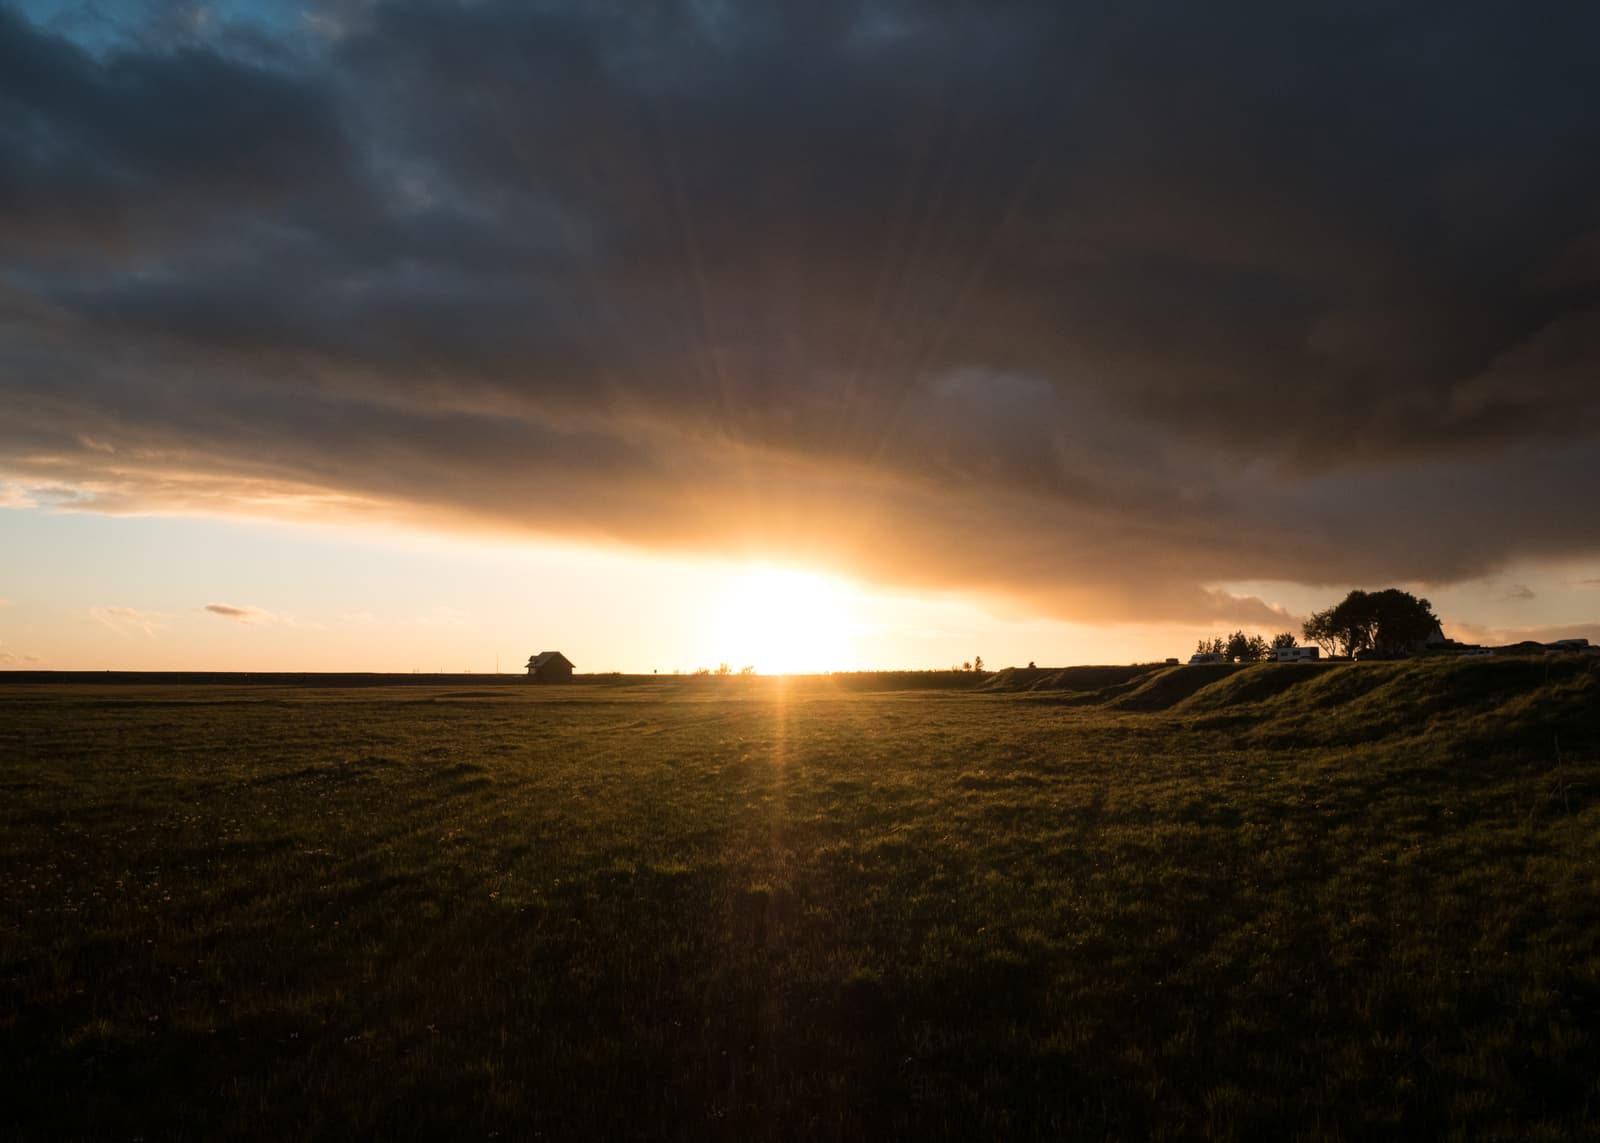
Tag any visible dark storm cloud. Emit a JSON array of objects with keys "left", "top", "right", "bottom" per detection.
[
  {"left": 3, "top": 1, "right": 1600, "bottom": 622},
  {"left": 0, "top": 5, "right": 360, "bottom": 260}
]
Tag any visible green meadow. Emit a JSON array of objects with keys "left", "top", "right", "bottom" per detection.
[{"left": 4, "top": 657, "right": 1599, "bottom": 1140}]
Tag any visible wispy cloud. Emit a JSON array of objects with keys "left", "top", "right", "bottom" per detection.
[
  {"left": 202, "top": 603, "right": 324, "bottom": 630},
  {"left": 204, "top": 603, "right": 277, "bottom": 625},
  {"left": 412, "top": 606, "right": 469, "bottom": 628},
  {"left": 88, "top": 605, "right": 168, "bottom": 637},
  {"left": 0, "top": 481, "right": 35, "bottom": 509},
  {"left": 1500, "top": 584, "right": 1536, "bottom": 602}
]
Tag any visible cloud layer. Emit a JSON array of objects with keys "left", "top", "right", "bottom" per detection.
[{"left": 4, "top": 2, "right": 1600, "bottom": 623}]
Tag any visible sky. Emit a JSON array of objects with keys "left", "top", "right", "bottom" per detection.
[{"left": 2, "top": 0, "right": 1599, "bottom": 672}]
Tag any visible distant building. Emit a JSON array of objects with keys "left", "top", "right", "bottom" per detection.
[
  {"left": 1420, "top": 622, "right": 1451, "bottom": 651},
  {"left": 526, "top": 651, "right": 575, "bottom": 683}
]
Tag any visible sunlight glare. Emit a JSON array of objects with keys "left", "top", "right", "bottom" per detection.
[{"left": 712, "top": 566, "right": 858, "bottom": 674}]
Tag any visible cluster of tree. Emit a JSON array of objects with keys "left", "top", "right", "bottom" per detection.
[
  {"left": 1301, "top": 589, "right": 1439, "bottom": 658},
  {"left": 953, "top": 657, "right": 986, "bottom": 672},
  {"left": 1195, "top": 631, "right": 1299, "bottom": 662}
]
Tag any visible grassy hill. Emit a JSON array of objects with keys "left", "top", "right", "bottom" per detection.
[
  {"left": 1164, "top": 654, "right": 1599, "bottom": 753},
  {"left": 3, "top": 658, "right": 1597, "bottom": 1140},
  {"left": 990, "top": 654, "right": 1599, "bottom": 752}
]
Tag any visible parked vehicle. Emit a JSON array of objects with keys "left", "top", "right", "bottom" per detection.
[
  {"left": 1272, "top": 646, "right": 1319, "bottom": 662},
  {"left": 1188, "top": 653, "right": 1227, "bottom": 665}
]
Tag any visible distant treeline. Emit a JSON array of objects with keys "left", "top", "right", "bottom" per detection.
[
  {"left": 1193, "top": 631, "right": 1300, "bottom": 662},
  {"left": 1197, "top": 588, "right": 1442, "bottom": 661}
]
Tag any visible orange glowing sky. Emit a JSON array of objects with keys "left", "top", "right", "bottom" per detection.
[{"left": 3, "top": 500, "right": 1596, "bottom": 673}]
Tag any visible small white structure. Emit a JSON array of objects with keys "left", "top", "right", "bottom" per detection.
[
  {"left": 1273, "top": 646, "right": 1320, "bottom": 662},
  {"left": 1188, "top": 653, "right": 1227, "bottom": 665}
]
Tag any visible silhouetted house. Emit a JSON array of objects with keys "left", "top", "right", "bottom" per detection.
[
  {"left": 1419, "top": 622, "right": 1451, "bottom": 652},
  {"left": 526, "top": 651, "right": 575, "bottom": 683}
]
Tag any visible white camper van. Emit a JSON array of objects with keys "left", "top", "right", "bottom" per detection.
[{"left": 1273, "top": 646, "right": 1320, "bottom": 662}]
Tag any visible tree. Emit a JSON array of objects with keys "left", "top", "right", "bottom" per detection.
[
  {"left": 1304, "top": 596, "right": 1371, "bottom": 657},
  {"left": 1367, "top": 588, "right": 1440, "bottom": 655},
  {"left": 1302, "top": 608, "right": 1340, "bottom": 656},
  {"left": 1271, "top": 632, "right": 1298, "bottom": 650},
  {"left": 973, "top": 655, "right": 985, "bottom": 673},
  {"left": 1328, "top": 590, "right": 1378, "bottom": 657},
  {"left": 1303, "top": 589, "right": 1439, "bottom": 657},
  {"left": 1224, "top": 631, "right": 1269, "bottom": 662}
]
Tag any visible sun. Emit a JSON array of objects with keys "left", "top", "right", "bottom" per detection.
[{"left": 712, "top": 566, "right": 856, "bottom": 674}]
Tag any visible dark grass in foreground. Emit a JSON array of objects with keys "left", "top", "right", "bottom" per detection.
[{"left": 3, "top": 658, "right": 1599, "bottom": 1140}]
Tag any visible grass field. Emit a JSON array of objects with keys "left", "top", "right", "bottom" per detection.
[{"left": 4, "top": 657, "right": 1599, "bottom": 1140}]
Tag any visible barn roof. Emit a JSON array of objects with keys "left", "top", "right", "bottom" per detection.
[{"left": 527, "top": 650, "right": 574, "bottom": 669}]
